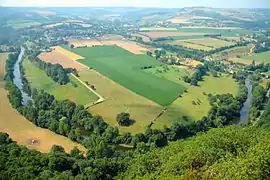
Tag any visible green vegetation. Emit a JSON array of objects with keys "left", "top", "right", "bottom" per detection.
[
  {"left": 153, "top": 74, "right": 239, "bottom": 128},
  {"left": 66, "top": 45, "right": 185, "bottom": 106},
  {"left": 121, "top": 126, "right": 270, "bottom": 179},
  {"left": 6, "top": 20, "right": 41, "bottom": 29},
  {"left": 23, "top": 58, "right": 98, "bottom": 105},
  {"left": 242, "top": 51, "right": 270, "bottom": 63}
]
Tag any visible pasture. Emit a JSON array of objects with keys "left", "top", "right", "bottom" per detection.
[
  {"left": 66, "top": 45, "right": 185, "bottom": 106},
  {"left": 153, "top": 74, "right": 239, "bottom": 129},
  {"left": 6, "top": 20, "right": 41, "bottom": 29},
  {"left": 0, "top": 54, "right": 85, "bottom": 153},
  {"left": 241, "top": 51, "right": 270, "bottom": 64},
  {"left": 38, "top": 49, "right": 87, "bottom": 71},
  {"left": 23, "top": 58, "right": 98, "bottom": 106},
  {"left": 79, "top": 69, "right": 163, "bottom": 133}
]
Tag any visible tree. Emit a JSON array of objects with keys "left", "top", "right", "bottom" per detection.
[{"left": 116, "top": 113, "right": 133, "bottom": 126}]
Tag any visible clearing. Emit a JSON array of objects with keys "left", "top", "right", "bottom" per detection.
[
  {"left": 65, "top": 45, "right": 185, "bottom": 106},
  {"left": 0, "top": 53, "right": 85, "bottom": 153},
  {"left": 38, "top": 48, "right": 87, "bottom": 71},
  {"left": 78, "top": 69, "right": 163, "bottom": 133},
  {"left": 23, "top": 58, "right": 98, "bottom": 106}
]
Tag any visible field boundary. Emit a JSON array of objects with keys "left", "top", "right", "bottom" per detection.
[{"left": 70, "top": 73, "right": 105, "bottom": 108}]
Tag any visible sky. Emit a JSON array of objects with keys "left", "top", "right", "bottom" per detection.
[{"left": 0, "top": 0, "right": 270, "bottom": 8}]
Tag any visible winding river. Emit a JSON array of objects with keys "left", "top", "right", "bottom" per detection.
[
  {"left": 239, "top": 78, "right": 253, "bottom": 123},
  {"left": 13, "top": 47, "right": 31, "bottom": 105}
]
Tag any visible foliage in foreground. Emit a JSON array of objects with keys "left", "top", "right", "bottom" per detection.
[
  {"left": 1, "top": 126, "right": 270, "bottom": 179},
  {"left": 120, "top": 126, "right": 270, "bottom": 180}
]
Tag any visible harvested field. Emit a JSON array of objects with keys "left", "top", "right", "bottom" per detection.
[
  {"left": 79, "top": 69, "right": 163, "bottom": 133},
  {"left": 0, "top": 54, "right": 85, "bottom": 153},
  {"left": 142, "top": 15, "right": 159, "bottom": 20},
  {"left": 102, "top": 41, "right": 149, "bottom": 54},
  {"left": 38, "top": 49, "right": 86, "bottom": 71},
  {"left": 229, "top": 57, "right": 253, "bottom": 65},
  {"left": 167, "top": 17, "right": 191, "bottom": 24},
  {"left": 182, "top": 26, "right": 242, "bottom": 29},
  {"left": 43, "top": 23, "right": 63, "bottom": 28},
  {"left": 141, "top": 32, "right": 206, "bottom": 38},
  {"left": 0, "top": 53, "right": 8, "bottom": 80},
  {"left": 54, "top": 46, "right": 84, "bottom": 60},
  {"left": 98, "top": 34, "right": 123, "bottom": 40},
  {"left": 68, "top": 39, "right": 103, "bottom": 48},
  {"left": 79, "top": 23, "right": 92, "bottom": 27},
  {"left": 35, "top": 11, "right": 56, "bottom": 15},
  {"left": 140, "top": 27, "right": 178, "bottom": 31},
  {"left": 172, "top": 38, "right": 236, "bottom": 50},
  {"left": 181, "top": 59, "right": 204, "bottom": 67},
  {"left": 104, "top": 14, "right": 120, "bottom": 17}
]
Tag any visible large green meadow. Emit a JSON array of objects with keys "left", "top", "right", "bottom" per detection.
[
  {"left": 65, "top": 45, "right": 185, "bottom": 106},
  {"left": 241, "top": 51, "right": 270, "bottom": 63},
  {"left": 23, "top": 58, "right": 98, "bottom": 105}
]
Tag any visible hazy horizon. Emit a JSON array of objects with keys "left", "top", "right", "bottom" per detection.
[{"left": 1, "top": 0, "right": 270, "bottom": 8}]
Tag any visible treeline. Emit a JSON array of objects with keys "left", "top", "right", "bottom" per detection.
[
  {"left": 4, "top": 52, "right": 22, "bottom": 109},
  {"left": 27, "top": 53, "right": 78, "bottom": 85},
  {"left": 139, "top": 39, "right": 250, "bottom": 61}
]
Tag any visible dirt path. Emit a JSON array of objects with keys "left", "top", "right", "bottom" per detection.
[{"left": 71, "top": 73, "right": 105, "bottom": 107}]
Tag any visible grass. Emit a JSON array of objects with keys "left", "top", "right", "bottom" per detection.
[
  {"left": 0, "top": 54, "right": 85, "bottom": 153},
  {"left": 144, "top": 65, "right": 194, "bottom": 84},
  {"left": 78, "top": 69, "right": 163, "bottom": 134},
  {"left": 6, "top": 20, "right": 41, "bottom": 29},
  {"left": 152, "top": 74, "right": 239, "bottom": 129},
  {"left": 66, "top": 45, "right": 185, "bottom": 106},
  {"left": 241, "top": 51, "right": 270, "bottom": 64},
  {"left": 23, "top": 58, "right": 98, "bottom": 106}
]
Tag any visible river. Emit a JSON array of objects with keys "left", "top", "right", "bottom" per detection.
[
  {"left": 13, "top": 47, "right": 31, "bottom": 105},
  {"left": 239, "top": 78, "right": 252, "bottom": 123}
]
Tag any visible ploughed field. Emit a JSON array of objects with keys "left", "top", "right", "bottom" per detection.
[{"left": 64, "top": 45, "right": 185, "bottom": 106}]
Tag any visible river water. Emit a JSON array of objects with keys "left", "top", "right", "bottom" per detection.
[
  {"left": 13, "top": 47, "right": 31, "bottom": 105},
  {"left": 239, "top": 78, "right": 252, "bottom": 123}
]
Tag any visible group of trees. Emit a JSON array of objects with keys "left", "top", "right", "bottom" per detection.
[{"left": 183, "top": 64, "right": 207, "bottom": 86}]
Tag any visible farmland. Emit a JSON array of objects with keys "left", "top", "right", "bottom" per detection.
[
  {"left": 38, "top": 48, "right": 87, "bottom": 71},
  {"left": 65, "top": 45, "right": 185, "bottom": 106},
  {"left": 53, "top": 46, "right": 84, "bottom": 60},
  {"left": 23, "top": 58, "right": 98, "bottom": 106},
  {"left": 0, "top": 53, "right": 85, "bottom": 153},
  {"left": 152, "top": 74, "right": 239, "bottom": 129},
  {"left": 141, "top": 31, "right": 206, "bottom": 39},
  {"left": 241, "top": 51, "right": 270, "bottom": 64},
  {"left": 170, "top": 38, "right": 236, "bottom": 51},
  {"left": 140, "top": 27, "right": 178, "bottom": 31},
  {"left": 6, "top": 20, "right": 41, "bottom": 29},
  {"left": 78, "top": 69, "right": 163, "bottom": 133}
]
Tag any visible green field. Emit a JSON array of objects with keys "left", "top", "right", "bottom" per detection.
[
  {"left": 241, "top": 51, "right": 270, "bottom": 63},
  {"left": 6, "top": 20, "right": 41, "bottom": 29},
  {"left": 23, "top": 58, "right": 98, "bottom": 105},
  {"left": 65, "top": 45, "right": 185, "bottom": 106},
  {"left": 151, "top": 73, "right": 239, "bottom": 129}
]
